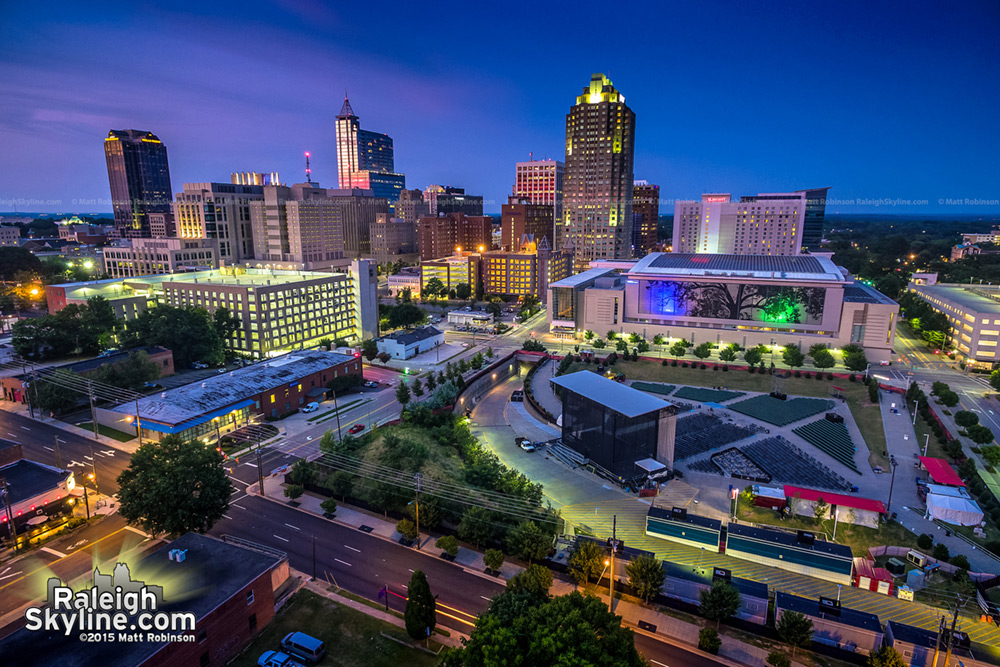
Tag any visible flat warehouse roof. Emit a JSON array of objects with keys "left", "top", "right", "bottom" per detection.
[
  {"left": 911, "top": 283, "right": 1000, "bottom": 314},
  {"left": 0, "top": 459, "right": 70, "bottom": 503},
  {"left": 551, "top": 370, "right": 670, "bottom": 417},
  {"left": 629, "top": 253, "right": 844, "bottom": 282},
  {"left": 548, "top": 267, "right": 615, "bottom": 288}
]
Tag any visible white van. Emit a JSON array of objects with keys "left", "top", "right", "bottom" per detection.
[{"left": 302, "top": 402, "right": 320, "bottom": 413}]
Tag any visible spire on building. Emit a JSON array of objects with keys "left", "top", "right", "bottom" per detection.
[{"left": 338, "top": 95, "right": 356, "bottom": 119}]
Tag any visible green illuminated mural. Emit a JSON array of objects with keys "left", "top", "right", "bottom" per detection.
[{"left": 642, "top": 280, "right": 825, "bottom": 325}]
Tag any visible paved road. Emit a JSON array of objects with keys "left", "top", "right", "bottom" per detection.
[{"left": 0, "top": 409, "right": 129, "bottom": 495}]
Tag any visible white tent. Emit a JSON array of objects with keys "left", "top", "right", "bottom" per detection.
[{"left": 925, "top": 493, "right": 984, "bottom": 526}]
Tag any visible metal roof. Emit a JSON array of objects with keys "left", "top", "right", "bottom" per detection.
[
  {"left": 727, "top": 522, "right": 854, "bottom": 559},
  {"left": 776, "top": 591, "right": 882, "bottom": 633},
  {"left": 113, "top": 349, "right": 354, "bottom": 428},
  {"left": 910, "top": 283, "right": 1000, "bottom": 314},
  {"left": 550, "top": 370, "right": 670, "bottom": 417},
  {"left": 843, "top": 282, "right": 896, "bottom": 305},
  {"left": 382, "top": 326, "right": 442, "bottom": 346},
  {"left": 629, "top": 253, "right": 844, "bottom": 282},
  {"left": 647, "top": 505, "right": 723, "bottom": 532},
  {"left": 548, "top": 267, "right": 615, "bottom": 289},
  {"left": 0, "top": 459, "right": 70, "bottom": 504},
  {"left": 783, "top": 485, "right": 886, "bottom": 514}
]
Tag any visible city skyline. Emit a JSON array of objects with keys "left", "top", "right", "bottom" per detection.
[{"left": 1, "top": 1, "right": 999, "bottom": 215}]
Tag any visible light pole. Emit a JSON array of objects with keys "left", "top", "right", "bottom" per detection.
[
  {"left": 923, "top": 433, "right": 930, "bottom": 456},
  {"left": 886, "top": 455, "right": 898, "bottom": 514},
  {"left": 912, "top": 398, "right": 919, "bottom": 426}
]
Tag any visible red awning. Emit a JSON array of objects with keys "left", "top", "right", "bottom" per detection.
[
  {"left": 918, "top": 456, "right": 966, "bottom": 487},
  {"left": 783, "top": 485, "right": 886, "bottom": 514}
]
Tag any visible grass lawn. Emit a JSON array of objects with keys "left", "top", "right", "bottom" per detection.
[
  {"left": 77, "top": 421, "right": 135, "bottom": 442},
  {"left": 229, "top": 589, "right": 441, "bottom": 667},
  {"left": 736, "top": 496, "right": 922, "bottom": 557},
  {"left": 310, "top": 399, "right": 364, "bottom": 423},
  {"left": 566, "top": 359, "right": 888, "bottom": 468}
]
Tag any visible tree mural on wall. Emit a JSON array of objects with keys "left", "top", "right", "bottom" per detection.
[{"left": 644, "top": 281, "right": 824, "bottom": 324}]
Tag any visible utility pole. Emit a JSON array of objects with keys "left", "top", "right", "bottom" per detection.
[
  {"left": 22, "top": 360, "right": 34, "bottom": 419},
  {"left": 943, "top": 600, "right": 962, "bottom": 667},
  {"left": 89, "top": 442, "right": 100, "bottom": 494},
  {"left": 88, "top": 383, "right": 100, "bottom": 440},
  {"left": 414, "top": 472, "right": 422, "bottom": 550},
  {"left": 931, "top": 615, "right": 945, "bottom": 667},
  {"left": 312, "top": 534, "right": 317, "bottom": 581},
  {"left": 52, "top": 435, "right": 63, "bottom": 470},
  {"left": 332, "top": 390, "right": 343, "bottom": 441},
  {"left": 134, "top": 396, "right": 142, "bottom": 447},
  {"left": 256, "top": 441, "right": 265, "bottom": 496},
  {"left": 609, "top": 514, "right": 616, "bottom": 612},
  {"left": 1, "top": 477, "right": 18, "bottom": 552},
  {"left": 886, "top": 455, "right": 898, "bottom": 514}
]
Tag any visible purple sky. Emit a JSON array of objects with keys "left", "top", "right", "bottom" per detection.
[{"left": 1, "top": 0, "right": 998, "bottom": 216}]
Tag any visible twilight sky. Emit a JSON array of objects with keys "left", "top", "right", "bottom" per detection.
[{"left": 1, "top": 0, "right": 998, "bottom": 215}]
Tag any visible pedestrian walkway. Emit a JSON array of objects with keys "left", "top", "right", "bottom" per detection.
[
  {"left": 1, "top": 400, "right": 140, "bottom": 453},
  {"left": 526, "top": 359, "right": 563, "bottom": 418}
]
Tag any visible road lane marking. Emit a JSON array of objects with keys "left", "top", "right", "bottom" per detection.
[
  {"left": 245, "top": 462, "right": 258, "bottom": 468},
  {"left": 222, "top": 514, "right": 232, "bottom": 520},
  {"left": 0, "top": 571, "right": 22, "bottom": 581},
  {"left": 40, "top": 547, "right": 67, "bottom": 558},
  {"left": 229, "top": 477, "right": 249, "bottom": 486},
  {"left": 84, "top": 455, "right": 93, "bottom": 461},
  {"left": 6, "top": 433, "right": 17, "bottom": 439},
  {"left": 344, "top": 545, "right": 361, "bottom": 553},
  {"left": 284, "top": 523, "right": 300, "bottom": 531},
  {"left": 649, "top": 660, "right": 669, "bottom": 667},
  {"left": 0, "top": 527, "right": 132, "bottom": 592},
  {"left": 273, "top": 535, "right": 289, "bottom": 542},
  {"left": 334, "top": 558, "right": 352, "bottom": 567},
  {"left": 233, "top": 504, "right": 247, "bottom": 510},
  {"left": 43, "top": 446, "right": 53, "bottom": 451},
  {"left": 19, "top": 426, "right": 30, "bottom": 431},
  {"left": 125, "top": 526, "right": 151, "bottom": 538},
  {"left": 480, "top": 596, "right": 491, "bottom": 601}
]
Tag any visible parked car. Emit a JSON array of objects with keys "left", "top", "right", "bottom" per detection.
[
  {"left": 461, "top": 342, "right": 471, "bottom": 348},
  {"left": 258, "top": 651, "right": 305, "bottom": 667},
  {"left": 142, "top": 382, "right": 162, "bottom": 390},
  {"left": 191, "top": 361, "right": 209, "bottom": 369},
  {"left": 879, "top": 360, "right": 892, "bottom": 366},
  {"left": 302, "top": 402, "right": 320, "bottom": 413},
  {"left": 365, "top": 380, "right": 379, "bottom": 388},
  {"left": 280, "top": 632, "right": 326, "bottom": 663},
  {"left": 348, "top": 424, "right": 365, "bottom": 434},
  {"left": 98, "top": 348, "right": 119, "bottom": 357},
  {"left": 510, "top": 389, "right": 524, "bottom": 402},
  {"left": 516, "top": 437, "right": 536, "bottom": 453}
]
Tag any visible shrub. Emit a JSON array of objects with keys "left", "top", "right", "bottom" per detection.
[
  {"left": 917, "top": 533, "right": 933, "bottom": 550},
  {"left": 849, "top": 374, "right": 856, "bottom": 382},
  {"left": 826, "top": 373, "right": 833, "bottom": 380},
  {"left": 396, "top": 518, "right": 418, "bottom": 542},
  {"left": 950, "top": 554, "right": 970, "bottom": 570},
  {"left": 698, "top": 627, "right": 721, "bottom": 654},
  {"left": 435, "top": 535, "right": 459, "bottom": 557},
  {"left": 662, "top": 359, "right": 668, "bottom": 366},
  {"left": 713, "top": 365, "right": 719, "bottom": 371},
  {"left": 283, "top": 484, "right": 304, "bottom": 501},
  {"left": 766, "top": 652, "right": 791, "bottom": 667},
  {"left": 320, "top": 497, "right": 338, "bottom": 517},
  {"left": 700, "top": 363, "right": 707, "bottom": 369},
  {"left": 794, "top": 370, "right": 801, "bottom": 377},
  {"left": 986, "top": 540, "right": 1000, "bottom": 555},
  {"left": 932, "top": 543, "right": 950, "bottom": 561},
  {"left": 671, "top": 359, "right": 678, "bottom": 367},
  {"left": 722, "top": 365, "right": 728, "bottom": 372}
]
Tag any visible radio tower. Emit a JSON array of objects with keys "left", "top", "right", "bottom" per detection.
[{"left": 305, "top": 151, "right": 313, "bottom": 183}]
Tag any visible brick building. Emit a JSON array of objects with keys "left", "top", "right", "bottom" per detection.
[{"left": 417, "top": 213, "right": 492, "bottom": 261}]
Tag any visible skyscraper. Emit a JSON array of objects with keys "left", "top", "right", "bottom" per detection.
[
  {"left": 631, "top": 181, "right": 659, "bottom": 257},
  {"left": 513, "top": 158, "right": 564, "bottom": 241},
  {"left": 417, "top": 213, "right": 492, "bottom": 261},
  {"left": 335, "top": 97, "right": 406, "bottom": 210},
  {"left": 423, "top": 185, "right": 483, "bottom": 217},
  {"left": 502, "top": 197, "right": 555, "bottom": 250},
  {"left": 174, "top": 181, "right": 267, "bottom": 263},
  {"left": 797, "top": 187, "right": 831, "bottom": 251},
  {"left": 562, "top": 74, "right": 635, "bottom": 271},
  {"left": 104, "top": 129, "right": 173, "bottom": 238}
]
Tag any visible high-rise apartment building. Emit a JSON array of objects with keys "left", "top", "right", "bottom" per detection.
[
  {"left": 631, "top": 181, "right": 659, "bottom": 257},
  {"left": 423, "top": 186, "right": 484, "bottom": 217},
  {"left": 562, "top": 74, "right": 636, "bottom": 270},
  {"left": 103, "top": 237, "right": 219, "bottom": 278},
  {"left": 673, "top": 190, "right": 828, "bottom": 256},
  {"left": 104, "top": 130, "right": 173, "bottom": 238},
  {"left": 335, "top": 97, "right": 406, "bottom": 210},
  {"left": 798, "top": 187, "right": 831, "bottom": 252},
  {"left": 417, "top": 213, "right": 493, "bottom": 261},
  {"left": 513, "top": 159, "right": 563, "bottom": 240},
  {"left": 501, "top": 197, "right": 556, "bottom": 250},
  {"left": 370, "top": 214, "right": 417, "bottom": 265},
  {"left": 174, "top": 182, "right": 266, "bottom": 263},
  {"left": 483, "top": 236, "right": 571, "bottom": 303},
  {"left": 394, "top": 189, "right": 430, "bottom": 225}
]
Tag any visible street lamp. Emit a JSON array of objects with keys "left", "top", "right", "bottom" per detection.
[{"left": 886, "top": 455, "right": 899, "bottom": 514}]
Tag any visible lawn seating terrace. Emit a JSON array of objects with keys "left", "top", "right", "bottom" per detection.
[
  {"left": 672, "top": 387, "right": 745, "bottom": 403},
  {"left": 728, "top": 395, "right": 834, "bottom": 426},
  {"left": 631, "top": 381, "right": 675, "bottom": 397},
  {"left": 793, "top": 419, "right": 862, "bottom": 474}
]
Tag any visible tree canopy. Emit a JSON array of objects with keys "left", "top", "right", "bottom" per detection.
[
  {"left": 404, "top": 570, "right": 436, "bottom": 641},
  {"left": 116, "top": 435, "right": 233, "bottom": 536},
  {"left": 122, "top": 304, "right": 226, "bottom": 367}
]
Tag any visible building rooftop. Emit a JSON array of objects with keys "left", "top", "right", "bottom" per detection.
[
  {"left": 776, "top": 591, "right": 882, "bottom": 633},
  {"left": 548, "top": 267, "right": 616, "bottom": 289},
  {"left": 551, "top": 370, "right": 671, "bottom": 418},
  {"left": 0, "top": 459, "right": 70, "bottom": 504},
  {"left": 0, "top": 533, "right": 284, "bottom": 667},
  {"left": 383, "top": 326, "right": 442, "bottom": 345},
  {"left": 629, "top": 253, "right": 844, "bottom": 282},
  {"left": 647, "top": 505, "right": 723, "bottom": 532},
  {"left": 843, "top": 282, "right": 897, "bottom": 305},
  {"left": 727, "top": 523, "right": 854, "bottom": 560},
  {"left": 911, "top": 282, "right": 1000, "bottom": 314},
  {"left": 112, "top": 349, "right": 354, "bottom": 432},
  {"left": 919, "top": 456, "right": 966, "bottom": 487},
  {"left": 663, "top": 562, "right": 769, "bottom": 600},
  {"left": 782, "top": 485, "right": 886, "bottom": 514}
]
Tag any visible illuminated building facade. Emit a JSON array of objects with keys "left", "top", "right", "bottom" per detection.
[
  {"left": 173, "top": 181, "right": 266, "bottom": 262},
  {"left": 501, "top": 197, "right": 555, "bottom": 250},
  {"left": 907, "top": 278, "right": 1000, "bottom": 367},
  {"left": 548, "top": 253, "right": 898, "bottom": 361},
  {"left": 673, "top": 189, "right": 830, "bottom": 256},
  {"left": 631, "top": 181, "right": 659, "bottom": 257},
  {"left": 335, "top": 97, "right": 406, "bottom": 210},
  {"left": 513, "top": 159, "right": 563, "bottom": 238},
  {"left": 483, "top": 236, "right": 571, "bottom": 303},
  {"left": 417, "top": 212, "right": 492, "bottom": 261},
  {"left": 421, "top": 253, "right": 481, "bottom": 294},
  {"left": 104, "top": 129, "right": 173, "bottom": 238},
  {"left": 103, "top": 237, "right": 219, "bottom": 278},
  {"left": 563, "top": 74, "right": 635, "bottom": 270},
  {"left": 395, "top": 189, "right": 430, "bottom": 225},
  {"left": 369, "top": 213, "right": 417, "bottom": 264},
  {"left": 424, "top": 185, "right": 483, "bottom": 217}
]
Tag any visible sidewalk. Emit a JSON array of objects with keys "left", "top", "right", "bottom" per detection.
[
  {"left": 1, "top": 400, "right": 140, "bottom": 453},
  {"left": 255, "top": 471, "right": 807, "bottom": 667}
]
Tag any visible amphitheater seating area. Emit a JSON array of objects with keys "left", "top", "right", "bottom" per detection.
[
  {"left": 672, "top": 387, "right": 745, "bottom": 403},
  {"left": 793, "top": 419, "right": 861, "bottom": 474},
  {"left": 739, "top": 437, "right": 853, "bottom": 491},
  {"left": 728, "top": 395, "right": 834, "bottom": 426},
  {"left": 674, "top": 413, "right": 756, "bottom": 460},
  {"left": 631, "top": 381, "right": 675, "bottom": 397}
]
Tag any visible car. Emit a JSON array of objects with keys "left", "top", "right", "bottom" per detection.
[
  {"left": 217, "top": 367, "right": 228, "bottom": 373},
  {"left": 515, "top": 437, "right": 535, "bottom": 452},
  {"left": 461, "top": 342, "right": 471, "bottom": 348},
  {"left": 258, "top": 651, "right": 306, "bottom": 667},
  {"left": 348, "top": 424, "right": 365, "bottom": 434},
  {"left": 191, "top": 361, "right": 209, "bottom": 369},
  {"left": 302, "top": 402, "right": 320, "bottom": 413},
  {"left": 281, "top": 632, "right": 326, "bottom": 663},
  {"left": 365, "top": 380, "right": 379, "bottom": 388},
  {"left": 880, "top": 360, "right": 892, "bottom": 366},
  {"left": 98, "top": 348, "right": 119, "bottom": 357},
  {"left": 142, "top": 382, "right": 162, "bottom": 390},
  {"left": 510, "top": 389, "right": 524, "bottom": 402}
]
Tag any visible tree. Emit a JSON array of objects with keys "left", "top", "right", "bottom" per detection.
[
  {"left": 776, "top": 610, "right": 813, "bottom": 658},
  {"left": 506, "top": 520, "right": 551, "bottom": 564},
  {"left": 782, "top": 345, "right": 805, "bottom": 368},
  {"left": 767, "top": 651, "right": 791, "bottom": 667},
  {"left": 458, "top": 507, "right": 496, "bottom": 548},
  {"left": 32, "top": 372, "right": 79, "bottom": 414},
  {"left": 452, "top": 591, "right": 644, "bottom": 667},
  {"left": 506, "top": 564, "right": 553, "bottom": 599},
  {"left": 361, "top": 338, "right": 378, "bottom": 361},
  {"left": 320, "top": 497, "right": 337, "bottom": 517},
  {"left": 625, "top": 554, "right": 664, "bottom": 602},
  {"left": 91, "top": 350, "right": 161, "bottom": 391},
  {"left": 0, "top": 246, "right": 42, "bottom": 280},
  {"left": 841, "top": 343, "right": 868, "bottom": 372},
  {"left": 868, "top": 380, "right": 880, "bottom": 404},
  {"left": 567, "top": 539, "right": 605, "bottom": 584},
  {"left": 116, "top": 435, "right": 232, "bottom": 536},
  {"left": 212, "top": 307, "right": 240, "bottom": 342},
  {"left": 388, "top": 303, "right": 427, "bottom": 329},
  {"left": 377, "top": 351, "right": 392, "bottom": 365},
  {"left": 423, "top": 277, "right": 446, "bottom": 298},
  {"left": 455, "top": 282, "right": 472, "bottom": 300},
  {"left": 931, "top": 381, "right": 950, "bottom": 396},
  {"left": 486, "top": 346, "right": 494, "bottom": 359},
  {"left": 396, "top": 518, "right": 419, "bottom": 542},
  {"left": 283, "top": 484, "right": 304, "bottom": 502},
  {"left": 593, "top": 338, "right": 607, "bottom": 349},
  {"left": 719, "top": 343, "right": 739, "bottom": 362},
  {"left": 950, "top": 554, "right": 971, "bottom": 570},
  {"left": 484, "top": 549, "right": 505, "bottom": 572},
  {"left": 606, "top": 330, "right": 617, "bottom": 340},
  {"left": 693, "top": 342, "right": 713, "bottom": 359},
  {"left": 955, "top": 411, "right": 979, "bottom": 428},
  {"left": 942, "top": 439, "right": 965, "bottom": 463},
  {"left": 699, "top": 627, "right": 721, "bottom": 654},
  {"left": 670, "top": 340, "right": 688, "bottom": 357},
  {"left": 395, "top": 383, "right": 411, "bottom": 409},
  {"left": 584, "top": 330, "right": 596, "bottom": 341},
  {"left": 636, "top": 339, "right": 650, "bottom": 354},
  {"left": 123, "top": 305, "right": 224, "bottom": 367},
  {"left": 991, "top": 370, "right": 1000, "bottom": 392},
  {"left": 939, "top": 390, "right": 960, "bottom": 408},
  {"left": 813, "top": 496, "right": 829, "bottom": 523},
  {"left": 967, "top": 425, "right": 995, "bottom": 446},
  {"left": 425, "top": 373, "right": 437, "bottom": 391},
  {"left": 615, "top": 338, "right": 628, "bottom": 352},
  {"left": 699, "top": 580, "right": 741, "bottom": 629},
  {"left": 435, "top": 535, "right": 459, "bottom": 557},
  {"left": 982, "top": 445, "right": 1000, "bottom": 467},
  {"left": 812, "top": 348, "right": 835, "bottom": 368},
  {"left": 404, "top": 570, "right": 436, "bottom": 641},
  {"left": 868, "top": 646, "right": 907, "bottom": 667},
  {"left": 744, "top": 345, "right": 764, "bottom": 366},
  {"left": 412, "top": 377, "right": 424, "bottom": 397}
]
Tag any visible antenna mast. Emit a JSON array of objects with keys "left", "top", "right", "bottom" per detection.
[{"left": 305, "top": 152, "right": 312, "bottom": 183}]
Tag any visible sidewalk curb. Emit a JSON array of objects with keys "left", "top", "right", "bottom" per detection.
[{"left": 625, "top": 622, "right": 749, "bottom": 667}]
